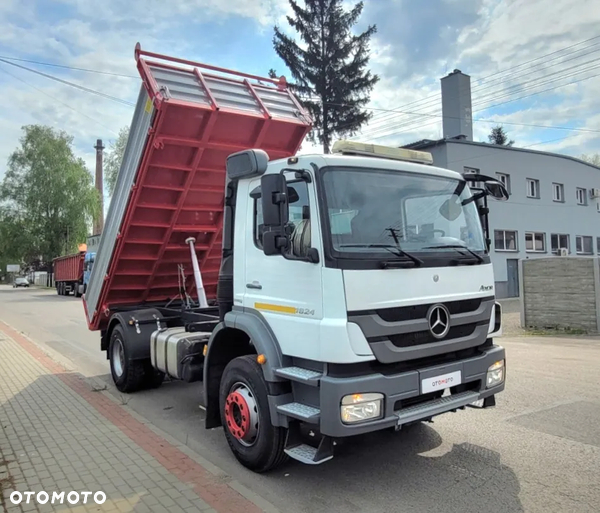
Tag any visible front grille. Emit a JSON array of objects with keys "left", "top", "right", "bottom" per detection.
[
  {"left": 375, "top": 297, "right": 487, "bottom": 323},
  {"left": 386, "top": 323, "right": 478, "bottom": 348}
]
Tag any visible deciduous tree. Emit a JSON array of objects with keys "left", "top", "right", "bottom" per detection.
[
  {"left": 0, "top": 125, "right": 100, "bottom": 265},
  {"left": 104, "top": 125, "right": 130, "bottom": 196}
]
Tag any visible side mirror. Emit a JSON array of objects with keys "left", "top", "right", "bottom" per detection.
[
  {"left": 485, "top": 179, "right": 509, "bottom": 201},
  {"left": 261, "top": 174, "right": 289, "bottom": 227},
  {"left": 226, "top": 149, "right": 269, "bottom": 180},
  {"left": 439, "top": 195, "right": 463, "bottom": 221}
]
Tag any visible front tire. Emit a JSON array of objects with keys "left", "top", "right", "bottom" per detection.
[{"left": 219, "top": 355, "right": 288, "bottom": 473}]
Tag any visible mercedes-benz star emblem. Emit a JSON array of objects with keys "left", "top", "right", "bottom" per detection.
[{"left": 427, "top": 304, "right": 451, "bottom": 339}]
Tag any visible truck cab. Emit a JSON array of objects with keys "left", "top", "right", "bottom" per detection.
[
  {"left": 200, "top": 141, "right": 507, "bottom": 470},
  {"left": 83, "top": 251, "right": 95, "bottom": 294}
]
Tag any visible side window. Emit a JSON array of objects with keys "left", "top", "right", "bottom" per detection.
[{"left": 252, "top": 180, "right": 311, "bottom": 258}]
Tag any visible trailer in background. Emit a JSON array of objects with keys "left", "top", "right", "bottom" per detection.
[{"left": 53, "top": 250, "right": 86, "bottom": 297}]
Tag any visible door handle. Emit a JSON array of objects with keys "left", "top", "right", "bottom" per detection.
[{"left": 246, "top": 282, "right": 262, "bottom": 290}]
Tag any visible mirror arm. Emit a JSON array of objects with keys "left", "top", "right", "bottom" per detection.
[{"left": 461, "top": 190, "right": 487, "bottom": 206}]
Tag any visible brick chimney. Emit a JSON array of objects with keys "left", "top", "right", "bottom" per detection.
[{"left": 93, "top": 139, "right": 105, "bottom": 235}]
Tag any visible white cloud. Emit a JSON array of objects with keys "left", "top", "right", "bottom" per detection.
[{"left": 351, "top": 0, "right": 600, "bottom": 158}]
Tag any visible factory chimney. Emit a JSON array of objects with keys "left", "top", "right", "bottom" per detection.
[
  {"left": 93, "top": 139, "right": 105, "bottom": 235},
  {"left": 441, "top": 69, "right": 473, "bottom": 141}
]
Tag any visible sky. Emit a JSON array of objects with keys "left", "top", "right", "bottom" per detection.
[{"left": 0, "top": 0, "right": 599, "bottom": 188}]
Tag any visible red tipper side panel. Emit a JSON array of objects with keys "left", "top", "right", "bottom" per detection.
[
  {"left": 53, "top": 253, "right": 85, "bottom": 282},
  {"left": 90, "top": 46, "right": 312, "bottom": 330}
]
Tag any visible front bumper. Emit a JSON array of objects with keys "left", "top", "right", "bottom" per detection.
[{"left": 318, "top": 345, "right": 505, "bottom": 437}]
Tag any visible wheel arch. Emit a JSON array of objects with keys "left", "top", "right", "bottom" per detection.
[
  {"left": 100, "top": 309, "right": 164, "bottom": 360},
  {"left": 203, "top": 309, "right": 285, "bottom": 429}
]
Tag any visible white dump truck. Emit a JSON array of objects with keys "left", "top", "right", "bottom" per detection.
[{"left": 83, "top": 44, "right": 509, "bottom": 473}]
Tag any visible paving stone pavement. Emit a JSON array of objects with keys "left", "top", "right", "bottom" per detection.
[{"left": 0, "top": 321, "right": 274, "bottom": 513}]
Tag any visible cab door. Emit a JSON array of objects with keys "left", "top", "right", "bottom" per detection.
[{"left": 242, "top": 175, "right": 323, "bottom": 360}]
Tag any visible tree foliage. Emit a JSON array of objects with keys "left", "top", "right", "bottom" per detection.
[
  {"left": 271, "top": 0, "right": 379, "bottom": 153},
  {"left": 488, "top": 125, "right": 514, "bottom": 146},
  {"left": 0, "top": 125, "right": 100, "bottom": 266},
  {"left": 104, "top": 125, "right": 130, "bottom": 196},
  {"left": 580, "top": 153, "right": 600, "bottom": 167}
]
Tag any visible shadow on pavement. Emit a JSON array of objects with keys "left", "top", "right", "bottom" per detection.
[{"left": 268, "top": 423, "right": 524, "bottom": 513}]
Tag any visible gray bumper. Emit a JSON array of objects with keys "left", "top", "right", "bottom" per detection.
[{"left": 318, "top": 345, "right": 505, "bottom": 438}]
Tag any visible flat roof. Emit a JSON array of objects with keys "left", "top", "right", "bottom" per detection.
[{"left": 403, "top": 138, "right": 600, "bottom": 171}]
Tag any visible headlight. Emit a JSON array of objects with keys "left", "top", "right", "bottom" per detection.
[
  {"left": 341, "top": 393, "right": 384, "bottom": 424},
  {"left": 486, "top": 360, "right": 505, "bottom": 388}
]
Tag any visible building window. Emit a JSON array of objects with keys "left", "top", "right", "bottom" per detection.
[
  {"left": 596, "top": 202, "right": 600, "bottom": 213},
  {"left": 597, "top": 237, "right": 600, "bottom": 254},
  {"left": 496, "top": 173, "right": 511, "bottom": 194},
  {"left": 576, "top": 187, "right": 587, "bottom": 205},
  {"left": 576, "top": 235, "right": 593, "bottom": 255},
  {"left": 526, "top": 178, "right": 540, "bottom": 199},
  {"left": 552, "top": 183, "right": 564, "bottom": 202},
  {"left": 494, "top": 230, "right": 517, "bottom": 251},
  {"left": 551, "top": 233, "right": 570, "bottom": 254},
  {"left": 525, "top": 232, "right": 545, "bottom": 252}
]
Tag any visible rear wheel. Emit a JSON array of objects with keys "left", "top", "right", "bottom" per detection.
[
  {"left": 219, "top": 355, "right": 288, "bottom": 473},
  {"left": 109, "top": 326, "right": 146, "bottom": 393}
]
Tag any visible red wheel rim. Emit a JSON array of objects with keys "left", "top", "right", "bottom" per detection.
[{"left": 225, "top": 391, "right": 251, "bottom": 440}]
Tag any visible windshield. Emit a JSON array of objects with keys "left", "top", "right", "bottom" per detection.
[{"left": 321, "top": 167, "right": 486, "bottom": 256}]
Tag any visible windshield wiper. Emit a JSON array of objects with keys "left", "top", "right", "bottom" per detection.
[
  {"left": 422, "top": 244, "right": 485, "bottom": 264},
  {"left": 338, "top": 243, "right": 423, "bottom": 268}
]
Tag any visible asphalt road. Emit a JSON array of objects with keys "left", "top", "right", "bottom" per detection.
[{"left": 1, "top": 285, "right": 599, "bottom": 512}]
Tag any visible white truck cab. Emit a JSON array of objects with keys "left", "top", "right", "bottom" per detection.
[{"left": 201, "top": 140, "right": 507, "bottom": 470}]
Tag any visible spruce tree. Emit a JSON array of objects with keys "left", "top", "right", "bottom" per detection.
[
  {"left": 488, "top": 125, "right": 514, "bottom": 146},
  {"left": 271, "top": 0, "right": 379, "bottom": 153}
]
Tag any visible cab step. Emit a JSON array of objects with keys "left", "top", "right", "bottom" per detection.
[
  {"left": 284, "top": 421, "right": 334, "bottom": 465},
  {"left": 284, "top": 443, "right": 333, "bottom": 465},
  {"left": 274, "top": 366, "right": 322, "bottom": 386},
  {"left": 277, "top": 402, "right": 320, "bottom": 423}
]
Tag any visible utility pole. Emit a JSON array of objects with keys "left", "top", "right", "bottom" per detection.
[{"left": 93, "top": 139, "right": 105, "bottom": 235}]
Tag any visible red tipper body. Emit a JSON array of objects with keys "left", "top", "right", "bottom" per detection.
[
  {"left": 83, "top": 44, "right": 312, "bottom": 331},
  {"left": 53, "top": 252, "right": 85, "bottom": 282}
]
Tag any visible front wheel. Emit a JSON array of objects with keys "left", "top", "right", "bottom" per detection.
[{"left": 219, "top": 355, "right": 288, "bottom": 473}]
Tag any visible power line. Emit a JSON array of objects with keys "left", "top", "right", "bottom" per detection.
[
  {"left": 357, "top": 55, "right": 600, "bottom": 139},
  {"left": 367, "top": 35, "right": 600, "bottom": 125},
  {"left": 0, "top": 58, "right": 136, "bottom": 107},
  {"left": 0, "top": 63, "right": 119, "bottom": 136},
  {"left": 363, "top": 38, "right": 600, "bottom": 134},
  {"left": 354, "top": 67, "right": 600, "bottom": 142},
  {"left": 0, "top": 54, "right": 139, "bottom": 79}
]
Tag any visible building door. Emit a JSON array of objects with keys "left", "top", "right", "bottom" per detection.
[{"left": 506, "top": 259, "right": 519, "bottom": 297}]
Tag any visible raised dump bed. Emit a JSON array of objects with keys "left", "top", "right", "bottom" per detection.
[{"left": 84, "top": 44, "right": 312, "bottom": 331}]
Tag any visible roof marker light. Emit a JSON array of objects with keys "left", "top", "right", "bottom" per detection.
[{"left": 331, "top": 140, "right": 433, "bottom": 165}]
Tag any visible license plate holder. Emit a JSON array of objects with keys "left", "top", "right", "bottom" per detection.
[{"left": 421, "top": 370, "right": 462, "bottom": 393}]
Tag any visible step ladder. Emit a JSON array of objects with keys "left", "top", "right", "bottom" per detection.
[{"left": 274, "top": 366, "right": 333, "bottom": 465}]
